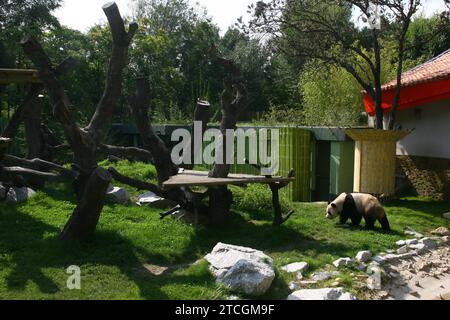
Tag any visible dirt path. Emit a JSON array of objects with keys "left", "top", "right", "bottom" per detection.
[{"left": 381, "top": 246, "right": 450, "bottom": 300}]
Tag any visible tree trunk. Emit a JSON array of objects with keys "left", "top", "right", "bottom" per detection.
[
  {"left": 60, "top": 167, "right": 112, "bottom": 241},
  {"left": 22, "top": 2, "right": 138, "bottom": 241},
  {"left": 206, "top": 46, "right": 246, "bottom": 225}
]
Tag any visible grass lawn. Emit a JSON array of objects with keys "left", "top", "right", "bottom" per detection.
[{"left": 0, "top": 160, "right": 449, "bottom": 300}]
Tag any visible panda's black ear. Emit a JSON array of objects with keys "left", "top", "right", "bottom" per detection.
[{"left": 331, "top": 203, "right": 337, "bottom": 209}]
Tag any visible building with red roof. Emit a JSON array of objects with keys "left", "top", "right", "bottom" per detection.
[
  {"left": 363, "top": 49, "right": 450, "bottom": 199},
  {"left": 364, "top": 48, "right": 450, "bottom": 160}
]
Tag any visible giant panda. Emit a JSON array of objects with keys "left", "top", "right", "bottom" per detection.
[{"left": 325, "top": 193, "right": 391, "bottom": 231}]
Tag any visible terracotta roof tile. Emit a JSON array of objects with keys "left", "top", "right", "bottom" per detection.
[{"left": 382, "top": 48, "right": 450, "bottom": 91}]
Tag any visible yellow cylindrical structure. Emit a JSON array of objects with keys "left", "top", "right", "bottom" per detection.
[{"left": 346, "top": 129, "right": 410, "bottom": 196}]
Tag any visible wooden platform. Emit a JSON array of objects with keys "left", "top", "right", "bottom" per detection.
[
  {"left": 0, "top": 69, "right": 41, "bottom": 84},
  {"left": 163, "top": 170, "right": 295, "bottom": 189}
]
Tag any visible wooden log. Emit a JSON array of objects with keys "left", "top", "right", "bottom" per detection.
[
  {"left": 1, "top": 154, "right": 77, "bottom": 180},
  {"left": 99, "top": 144, "right": 154, "bottom": 163},
  {"left": 129, "top": 78, "right": 178, "bottom": 184},
  {"left": 108, "top": 167, "right": 161, "bottom": 195},
  {"left": 59, "top": 167, "right": 112, "bottom": 241}
]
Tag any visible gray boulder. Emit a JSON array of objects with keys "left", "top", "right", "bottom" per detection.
[
  {"left": 355, "top": 251, "right": 372, "bottom": 263},
  {"left": 281, "top": 262, "right": 308, "bottom": 274},
  {"left": 6, "top": 187, "right": 36, "bottom": 203},
  {"left": 333, "top": 258, "right": 354, "bottom": 268},
  {"left": 106, "top": 186, "right": 130, "bottom": 204},
  {"left": 205, "top": 243, "right": 275, "bottom": 296},
  {"left": 220, "top": 260, "right": 275, "bottom": 296},
  {"left": 419, "top": 238, "right": 437, "bottom": 250},
  {"left": 0, "top": 184, "right": 7, "bottom": 199},
  {"left": 431, "top": 227, "right": 450, "bottom": 236},
  {"left": 288, "top": 288, "right": 356, "bottom": 300},
  {"left": 443, "top": 213, "right": 450, "bottom": 220}
]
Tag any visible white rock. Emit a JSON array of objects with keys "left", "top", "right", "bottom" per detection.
[
  {"left": 281, "top": 262, "right": 308, "bottom": 274},
  {"left": 404, "top": 228, "right": 424, "bottom": 239},
  {"left": 288, "top": 288, "right": 356, "bottom": 300},
  {"left": 6, "top": 187, "right": 36, "bottom": 203},
  {"left": 431, "top": 227, "right": 450, "bottom": 236},
  {"left": 333, "top": 258, "right": 354, "bottom": 268},
  {"left": 406, "top": 239, "right": 419, "bottom": 246},
  {"left": 419, "top": 238, "right": 438, "bottom": 250},
  {"left": 372, "top": 256, "right": 386, "bottom": 264},
  {"left": 296, "top": 272, "right": 304, "bottom": 280},
  {"left": 441, "top": 236, "right": 450, "bottom": 246},
  {"left": 106, "top": 186, "right": 130, "bottom": 204},
  {"left": 356, "top": 264, "right": 367, "bottom": 271},
  {"left": 289, "top": 282, "right": 298, "bottom": 291},
  {"left": 397, "top": 246, "right": 409, "bottom": 254},
  {"left": 443, "top": 213, "right": 450, "bottom": 220},
  {"left": 220, "top": 259, "right": 275, "bottom": 296},
  {"left": 136, "top": 191, "right": 171, "bottom": 208},
  {"left": 396, "top": 240, "right": 406, "bottom": 247},
  {"left": 205, "top": 243, "right": 274, "bottom": 296},
  {"left": 409, "top": 243, "right": 427, "bottom": 254},
  {"left": 356, "top": 251, "right": 372, "bottom": 263},
  {"left": 311, "top": 272, "right": 332, "bottom": 282}
]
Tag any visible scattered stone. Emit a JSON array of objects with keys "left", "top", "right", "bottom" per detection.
[
  {"left": 404, "top": 227, "right": 424, "bottom": 239},
  {"left": 288, "top": 288, "right": 356, "bottom": 300},
  {"left": 227, "top": 295, "right": 241, "bottom": 300},
  {"left": 431, "top": 227, "right": 450, "bottom": 236},
  {"left": 397, "top": 246, "right": 409, "bottom": 255},
  {"left": 356, "top": 264, "right": 367, "bottom": 272},
  {"left": 367, "top": 276, "right": 382, "bottom": 290},
  {"left": 311, "top": 272, "right": 332, "bottom": 282},
  {"left": 378, "top": 291, "right": 390, "bottom": 298},
  {"left": 205, "top": 243, "right": 275, "bottom": 296},
  {"left": 6, "top": 187, "right": 36, "bottom": 203},
  {"left": 106, "top": 186, "right": 130, "bottom": 204},
  {"left": 333, "top": 257, "right": 354, "bottom": 268},
  {"left": 296, "top": 272, "right": 303, "bottom": 280},
  {"left": 396, "top": 240, "right": 406, "bottom": 247},
  {"left": 443, "top": 213, "right": 450, "bottom": 220},
  {"left": 419, "top": 238, "right": 438, "bottom": 250},
  {"left": 409, "top": 243, "right": 427, "bottom": 254},
  {"left": 136, "top": 191, "right": 172, "bottom": 208},
  {"left": 281, "top": 262, "right": 308, "bottom": 274},
  {"left": 356, "top": 251, "right": 372, "bottom": 263},
  {"left": 372, "top": 256, "right": 386, "bottom": 264},
  {"left": 406, "top": 239, "right": 419, "bottom": 246},
  {"left": 142, "top": 264, "right": 168, "bottom": 276},
  {"left": 441, "top": 236, "right": 450, "bottom": 245},
  {"left": 418, "top": 262, "right": 432, "bottom": 272},
  {"left": 288, "top": 282, "right": 298, "bottom": 291}
]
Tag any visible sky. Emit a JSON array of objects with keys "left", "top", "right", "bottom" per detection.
[{"left": 54, "top": 0, "right": 448, "bottom": 34}]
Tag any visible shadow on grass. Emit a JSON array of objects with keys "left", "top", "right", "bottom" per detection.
[{"left": 0, "top": 205, "right": 218, "bottom": 299}]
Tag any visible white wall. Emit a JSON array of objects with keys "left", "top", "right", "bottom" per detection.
[
  {"left": 396, "top": 99, "right": 450, "bottom": 159},
  {"left": 368, "top": 99, "right": 450, "bottom": 159}
]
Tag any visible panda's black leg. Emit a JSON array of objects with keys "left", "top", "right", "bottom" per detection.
[
  {"left": 364, "top": 217, "right": 376, "bottom": 230},
  {"left": 339, "top": 214, "right": 348, "bottom": 225},
  {"left": 351, "top": 215, "right": 362, "bottom": 227}
]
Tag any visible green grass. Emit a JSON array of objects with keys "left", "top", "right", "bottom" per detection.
[{"left": 0, "top": 160, "right": 449, "bottom": 300}]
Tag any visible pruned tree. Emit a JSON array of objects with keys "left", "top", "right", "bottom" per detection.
[
  {"left": 21, "top": 2, "right": 138, "bottom": 241},
  {"left": 245, "top": 0, "right": 429, "bottom": 129},
  {"left": 207, "top": 44, "right": 247, "bottom": 224}
]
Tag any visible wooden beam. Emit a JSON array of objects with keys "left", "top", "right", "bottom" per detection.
[{"left": 0, "top": 69, "right": 41, "bottom": 84}]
